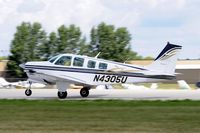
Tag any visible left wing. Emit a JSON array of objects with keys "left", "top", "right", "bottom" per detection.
[{"left": 31, "top": 71, "right": 87, "bottom": 85}]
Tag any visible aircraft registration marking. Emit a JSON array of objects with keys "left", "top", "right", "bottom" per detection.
[{"left": 93, "top": 75, "right": 127, "bottom": 83}]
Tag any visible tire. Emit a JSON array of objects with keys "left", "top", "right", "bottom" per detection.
[
  {"left": 80, "top": 88, "right": 89, "bottom": 97},
  {"left": 196, "top": 82, "right": 200, "bottom": 88},
  {"left": 25, "top": 89, "right": 32, "bottom": 96},
  {"left": 57, "top": 91, "right": 67, "bottom": 99}
]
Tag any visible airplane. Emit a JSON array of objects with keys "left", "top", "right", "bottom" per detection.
[
  {"left": 0, "top": 77, "right": 45, "bottom": 89},
  {"left": 0, "top": 77, "right": 16, "bottom": 88},
  {"left": 175, "top": 64, "right": 200, "bottom": 88},
  {"left": 0, "top": 77, "right": 29, "bottom": 88},
  {"left": 20, "top": 42, "right": 182, "bottom": 99}
]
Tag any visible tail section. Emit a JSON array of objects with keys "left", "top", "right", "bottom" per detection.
[{"left": 147, "top": 42, "right": 182, "bottom": 75}]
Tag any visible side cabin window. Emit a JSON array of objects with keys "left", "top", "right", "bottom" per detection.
[
  {"left": 55, "top": 56, "right": 72, "bottom": 66},
  {"left": 87, "top": 60, "right": 96, "bottom": 68},
  {"left": 99, "top": 62, "right": 108, "bottom": 70},
  {"left": 73, "top": 57, "right": 84, "bottom": 67}
]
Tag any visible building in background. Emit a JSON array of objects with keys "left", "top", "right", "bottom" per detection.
[{"left": 0, "top": 60, "right": 8, "bottom": 77}]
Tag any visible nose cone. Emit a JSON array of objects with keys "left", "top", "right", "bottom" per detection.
[{"left": 19, "top": 63, "right": 25, "bottom": 69}]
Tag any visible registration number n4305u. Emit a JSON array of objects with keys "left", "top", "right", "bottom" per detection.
[{"left": 93, "top": 75, "right": 127, "bottom": 83}]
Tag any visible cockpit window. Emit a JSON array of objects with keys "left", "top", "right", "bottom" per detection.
[
  {"left": 87, "top": 60, "right": 96, "bottom": 68},
  {"left": 55, "top": 56, "right": 72, "bottom": 66},
  {"left": 99, "top": 62, "right": 107, "bottom": 69},
  {"left": 73, "top": 57, "right": 84, "bottom": 67},
  {"left": 48, "top": 55, "right": 59, "bottom": 63}
]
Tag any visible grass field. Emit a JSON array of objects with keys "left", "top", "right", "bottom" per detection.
[{"left": 0, "top": 100, "right": 200, "bottom": 133}]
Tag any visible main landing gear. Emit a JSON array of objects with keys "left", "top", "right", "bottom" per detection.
[
  {"left": 25, "top": 81, "right": 32, "bottom": 96},
  {"left": 57, "top": 91, "right": 67, "bottom": 99},
  {"left": 57, "top": 87, "right": 90, "bottom": 99},
  {"left": 80, "top": 87, "right": 90, "bottom": 98}
]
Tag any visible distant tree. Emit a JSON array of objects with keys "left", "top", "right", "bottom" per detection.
[
  {"left": 31, "top": 23, "right": 48, "bottom": 60},
  {"left": 78, "top": 37, "right": 89, "bottom": 55},
  {"left": 48, "top": 32, "right": 58, "bottom": 56},
  {"left": 56, "top": 25, "right": 67, "bottom": 53},
  {"left": 37, "top": 32, "right": 57, "bottom": 60},
  {"left": 89, "top": 22, "right": 140, "bottom": 62},
  {"left": 56, "top": 24, "right": 87, "bottom": 54},
  {"left": 88, "top": 27, "right": 99, "bottom": 56},
  {"left": 6, "top": 22, "right": 47, "bottom": 80}
]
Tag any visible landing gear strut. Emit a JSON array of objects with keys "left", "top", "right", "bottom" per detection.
[
  {"left": 80, "top": 87, "right": 90, "bottom": 97},
  {"left": 25, "top": 81, "right": 32, "bottom": 96},
  {"left": 57, "top": 91, "right": 67, "bottom": 99}
]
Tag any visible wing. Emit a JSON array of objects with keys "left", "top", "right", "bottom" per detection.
[
  {"left": 32, "top": 71, "right": 87, "bottom": 85},
  {"left": 107, "top": 67, "right": 141, "bottom": 73}
]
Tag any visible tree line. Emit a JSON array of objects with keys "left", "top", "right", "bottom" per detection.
[{"left": 6, "top": 22, "right": 143, "bottom": 80}]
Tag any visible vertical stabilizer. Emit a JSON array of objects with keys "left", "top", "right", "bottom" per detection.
[{"left": 147, "top": 42, "right": 182, "bottom": 75}]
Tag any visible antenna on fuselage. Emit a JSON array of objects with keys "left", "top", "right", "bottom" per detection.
[
  {"left": 95, "top": 52, "right": 101, "bottom": 58},
  {"left": 123, "top": 57, "right": 130, "bottom": 64}
]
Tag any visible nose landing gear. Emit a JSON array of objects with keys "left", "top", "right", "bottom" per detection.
[
  {"left": 25, "top": 89, "right": 32, "bottom": 96},
  {"left": 25, "top": 81, "right": 32, "bottom": 96}
]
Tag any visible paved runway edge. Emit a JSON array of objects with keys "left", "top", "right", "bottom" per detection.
[{"left": 0, "top": 88, "right": 200, "bottom": 100}]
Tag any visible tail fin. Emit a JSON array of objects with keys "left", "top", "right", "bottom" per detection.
[{"left": 147, "top": 42, "right": 182, "bottom": 75}]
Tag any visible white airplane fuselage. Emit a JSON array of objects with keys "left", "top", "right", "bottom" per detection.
[{"left": 24, "top": 58, "right": 168, "bottom": 86}]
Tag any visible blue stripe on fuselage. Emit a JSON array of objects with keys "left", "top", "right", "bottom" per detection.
[{"left": 25, "top": 65, "right": 175, "bottom": 80}]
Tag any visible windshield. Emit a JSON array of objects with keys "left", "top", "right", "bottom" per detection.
[{"left": 48, "top": 55, "right": 59, "bottom": 63}]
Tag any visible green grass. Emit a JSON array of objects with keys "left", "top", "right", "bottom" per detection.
[{"left": 0, "top": 100, "right": 200, "bottom": 133}]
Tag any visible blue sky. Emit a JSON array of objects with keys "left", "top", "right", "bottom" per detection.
[{"left": 0, "top": 0, "right": 199, "bottom": 59}]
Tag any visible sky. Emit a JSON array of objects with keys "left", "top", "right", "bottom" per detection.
[{"left": 0, "top": 0, "right": 200, "bottom": 59}]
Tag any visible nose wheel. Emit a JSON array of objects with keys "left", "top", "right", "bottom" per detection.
[
  {"left": 25, "top": 81, "right": 32, "bottom": 96},
  {"left": 80, "top": 87, "right": 90, "bottom": 97},
  {"left": 25, "top": 89, "right": 32, "bottom": 96}
]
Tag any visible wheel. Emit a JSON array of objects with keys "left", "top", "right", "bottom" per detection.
[
  {"left": 57, "top": 91, "right": 67, "bottom": 99},
  {"left": 196, "top": 82, "right": 200, "bottom": 88},
  {"left": 80, "top": 88, "right": 89, "bottom": 97},
  {"left": 25, "top": 89, "right": 32, "bottom": 96}
]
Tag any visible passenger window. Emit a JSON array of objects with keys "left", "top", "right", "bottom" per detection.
[
  {"left": 55, "top": 56, "right": 72, "bottom": 66},
  {"left": 99, "top": 63, "right": 107, "bottom": 69},
  {"left": 87, "top": 60, "right": 96, "bottom": 68},
  {"left": 73, "top": 57, "right": 84, "bottom": 67}
]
